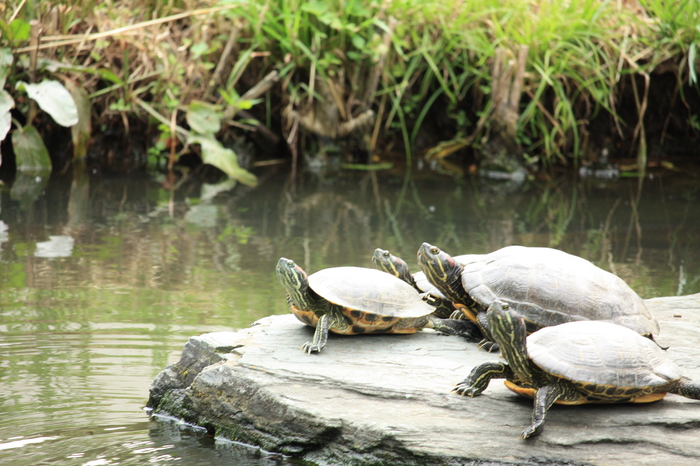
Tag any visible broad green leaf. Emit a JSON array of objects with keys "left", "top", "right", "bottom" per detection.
[
  {"left": 0, "top": 89, "right": 14, "bottom": 142},
  {"left": 188, "top": 134, "right": 257, "bottom": 186},
  {"left": 187, "top": 101, "right": 221, "bottom": 135},
  {"left": 301, "top": 0, "right": 329, "bottom": 17},
  {"left": 16, "top": 80, "right": 79, "bottom": 127},
  {"left": 0, "top": 48, "right": 13, "bottom": 88},
  {"left": 9, "top": 19, "right": 31, "bottom": 43},
  {"left": 12, "top": 125, "right": 52, "bottom": 172},
  {"left": 351, "top": 35, "right": 366, "bottom": 50},
  {"left": 64, "top": 80, "right": 92, "bottom": 160},
  {"left": 190, "top": 42, "right": 209, "bottom": 59}
]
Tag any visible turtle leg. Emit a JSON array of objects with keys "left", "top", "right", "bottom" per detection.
[
  {"left": 476, "top": 310, "right": 499, "bottom": 352},
  {"left": 302, "top": 313, "right": 332, "bottom": 354},
  {"left": 521, "top": 384, "right": 566, "bottom": 439},
  {"left": 672, "top": 377, "right": 700, "bottom": 399},
  {"left": 453, "top": 361, "right": 514, "bottom": 397},
  {"left": 427, "top": 316, "right": 482, "bottom": 342}
]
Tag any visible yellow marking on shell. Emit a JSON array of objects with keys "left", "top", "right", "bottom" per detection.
[{"left": 504, "top": 381, "right": 667, "bottom": 404}]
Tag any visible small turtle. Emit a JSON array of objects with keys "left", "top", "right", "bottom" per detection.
[
  {"left": 417, "top": 243, "right": 659, "bottom": 348},
  {"left": 371, "top": 248, "right": 459, "bottom": 319},
  {"left": 454, "top": 302, "right": 700, "bottom": 439},
  {"left": 276, "top": 257, "right": 481, "bottom": 353}
]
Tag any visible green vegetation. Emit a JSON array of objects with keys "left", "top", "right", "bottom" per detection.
[{"left": 1, "top": 0, "right": 698, "bottom": 173}]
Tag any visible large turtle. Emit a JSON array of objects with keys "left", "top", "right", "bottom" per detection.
[
  {"left": 454, "top": 301, "right": 700, "bottom": 439},
  {"left": 371, "top": 248, "right": 462, "bottom": 319},
  {"left": 276, "top": 257, "right": 481, "bottom": 353},
  {"left": 417, "top": 243, "right": 659, "bottom": 348}
]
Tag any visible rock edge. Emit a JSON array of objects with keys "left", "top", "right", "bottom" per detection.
[{"left": 148, "top": 294, "right": 700, "bottom": 465}]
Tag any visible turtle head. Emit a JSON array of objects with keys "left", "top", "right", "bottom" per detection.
[
  {"left": 487, "top": 301, "right": 532, "bottom": 384},
  {"left": 417, "top": 243, "right": 464, "bottom": 301},
  {"left": 372, "top": 248, "right": 415, "bottom": 287},
  {"left": 276, "top": 257, "right": 310, "bottom": 307}
]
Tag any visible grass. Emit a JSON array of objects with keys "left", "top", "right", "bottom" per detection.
[{"left": 1, "top": 0, "right": 698, "bottom": 171}]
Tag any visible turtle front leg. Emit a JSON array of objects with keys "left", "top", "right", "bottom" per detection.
[
  {"left": 672, "top": 376, "right": 700, "bottom": 399},
  {"left": 301, "top": 310, "right": 348, "bottom": 354},
  {"left": 521, "top": 384, "right": 566, "bottom": 439},
  {"left": 453, "top": 361, "right": 513, "bottom": 397},
  {"left": 302, "top": 313, "right": 332, "bottom": 354},
  {"left": 427, "top": 316, "right": 482, "bottom": 342},
  {"left": 476, "top": 310, "right": 500, "bottom": 352}
]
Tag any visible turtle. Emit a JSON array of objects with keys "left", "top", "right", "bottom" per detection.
[
  {"left": 416, "top": 243, "right": 660, "bottom": 349},
  {"left": 371, "top": 248, "right": 460, "bottom": 319},
  {"left": 275, "top": 257, "right": 482, "bottom": 353},
  {"left": 453, "top": 301, "right": 700, "bottom": 439}
]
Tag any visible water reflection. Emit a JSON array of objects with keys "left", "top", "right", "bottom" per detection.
[{"left": 0, "top": 165, "right": 699, "bottom": 464}]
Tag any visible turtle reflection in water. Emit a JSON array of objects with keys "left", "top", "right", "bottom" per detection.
[
  {"left": 275, "top": 257, "right": 482, "bottom": 354},
  {"left": 454, "top": 302, "right": 700, "bottom": 439}
]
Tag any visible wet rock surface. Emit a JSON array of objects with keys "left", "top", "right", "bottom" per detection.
[{"left": 148, "top": 294, "right": 700, "bottom": 465}]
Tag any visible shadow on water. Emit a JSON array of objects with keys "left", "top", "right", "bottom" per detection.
[{"left": 1, "top": 162, "right": 699, "bottom": 464}]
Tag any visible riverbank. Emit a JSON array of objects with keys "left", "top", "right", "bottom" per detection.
[
  {"left": 2, "top": 0, "right": 699, "bottom": 175},
  {"left": 148, "top": 293, "right": 700, "bottom": 465}
]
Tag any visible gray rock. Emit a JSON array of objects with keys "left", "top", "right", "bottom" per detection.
[{"left": 148, "top": 294, "right": 700, "bottom": 465}]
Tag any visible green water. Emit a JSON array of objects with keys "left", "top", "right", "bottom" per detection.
[{"left": 1, "top": 166, "right": 699, "bottom": 465}]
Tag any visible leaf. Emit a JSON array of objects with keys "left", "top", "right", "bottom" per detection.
[
  {"left": 301, "top": 0, "right": 329, "bottom": 17},
  {"left": 187, "top": 100, "right": 221, "bottom": 135},
  {"left": 64, "top": 80, "right": 92, "bottom": 160},
  {"left": 351, "top": 35, "right": 366, "bottom": 50},
  {"left": 0, "top": 89, "right": 15, "bottom": 142},
  {"left": 689, "top": 42, "right": 697, "bottom": 86},
  {"left": 188, "top": 134, "right": 257, "bottom": 186},
  {"left": 12, "top": 125, "right": 52, "bottom": 172},
  {"left": 16, "top": 80, "right": 79, "bottom": 127},
  {"left": 9, "top": 19, "right": 31, "bottom": 43},
  {"left": 0, "top": 48, "right": 13, "bottom": 88}
]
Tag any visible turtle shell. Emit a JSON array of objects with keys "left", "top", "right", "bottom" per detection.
[
  {"left": 413, "top": 271, "right": 446, "bottom": 299},
  {"left": 461, "top": 246, "right": 659, "bottom": 336},
  {"left": 309, "top": 266, "right": 435, "bottom": 318},
  {"left": 527, "top": 320, "right": 681, "bottom": 399}
]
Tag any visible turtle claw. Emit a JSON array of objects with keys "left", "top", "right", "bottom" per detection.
[
  {"left": 453, "top": 382, "right": 481, "bottom": 397},
  {"left": 449, "top": 310, "right": 466, "bottom": 320},
  {"left": 478, "top": 339, "right": 500, "bottom": 352},
  {"left": 301, "top": 342, "right": 322, "bottom": 354}
]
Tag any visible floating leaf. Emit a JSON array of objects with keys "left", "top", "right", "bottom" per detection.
[
  {"left": 12, "top": 125, "right": 52, "bottom": 171},
  {"left": 188, "top": 134, "right": 257, "bottom": 186},
  {"left": 0, "top": 89, "right": 14, "bottom": 142},
  {"left": 187, "top": 100, "right": 221, "bottom": 135},
  {"left": 16, "top": 80, "right": 79, "bottom": 127},
  {"left": 64, "top": 80, "right": 92, "bottom": 160}
]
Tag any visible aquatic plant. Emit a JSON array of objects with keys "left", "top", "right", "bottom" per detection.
[{"left": 1, "top": 0, "right": 697, "bottom": 173}]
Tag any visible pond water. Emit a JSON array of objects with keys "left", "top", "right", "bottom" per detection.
[{"left": 1, "top": 163, "right": 699, "bottom": 465}]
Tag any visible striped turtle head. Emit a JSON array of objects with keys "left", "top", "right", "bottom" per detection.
[
  {"left": 487, "top": 301, "right": 532, "bottom": 385},
  {"left": 417, "top": 243, "right": 464, "bottom": 302},
  {"left": 372, "top": 248, "right": 416, "bottom": 287},
  {"left": 276, "top": 257, "right": 311, "bottom": 309}
]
